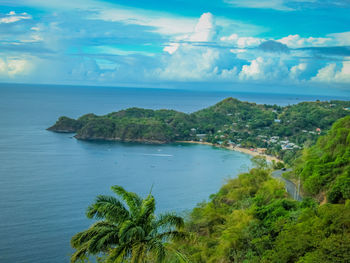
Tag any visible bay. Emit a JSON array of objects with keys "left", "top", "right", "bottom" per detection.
[{"left": 0, "top": 83, "right": 347, "bottom": 263}]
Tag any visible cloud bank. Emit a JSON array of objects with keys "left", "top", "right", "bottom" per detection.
[{"left": 0, "top": 0, "right": 349, "bottom": 91}]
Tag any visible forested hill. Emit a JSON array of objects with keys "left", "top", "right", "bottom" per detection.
[
  {"left": 48, "top": 98, "right": 350, "bottom": 162},
  {"left": 294, "top": 116, "right": 350, "bottom": 203},
  {"left": 168, "top": 116, "right": 350, "bottom": 263}
]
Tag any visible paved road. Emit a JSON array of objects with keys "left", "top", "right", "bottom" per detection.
[{"left": 271, "top": 169, "right": 303, "bottom": 201}]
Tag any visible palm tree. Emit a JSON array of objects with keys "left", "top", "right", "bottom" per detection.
[{"left": 70, "top": 185, "right": 186, "bottom": 263}]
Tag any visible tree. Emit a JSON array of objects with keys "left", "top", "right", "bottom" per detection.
[
  {"left": 71, "top": 186, "right": 186, "bottom": 263},
  {"left": 251, "top": 156, "right": 268, "bottom": 169}
]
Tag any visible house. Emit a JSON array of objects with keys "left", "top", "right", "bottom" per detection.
[
  {"left": 274, "top": 119, "right": 281, "bottom": 123},
  {"left": 196, "top": 134, "right": 206, "bottom": 139},
  {"left": 257, "top": 148, "right": 267, "bottom": 154}
]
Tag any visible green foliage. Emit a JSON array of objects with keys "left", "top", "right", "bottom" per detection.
[
  {"left": 68, "top": 114, "right": 350, "bottom": 263},
  {"left": 71, "top": 186, "right": 186, "bottom": 263},
  {"left": 251, "top": 156, "right": 268, "bottom": 169},
  {"left": 48, "top": 98, "right": 350, "bottom": 161},
  {"left": 171, "top": 168, "right": 350, "bottom": 263},
  {"left": 47, "top": 116, "right": 82, "bottom": 132},
  {"left": 294, "top": 116, "right": 350, "bottom": 202},
  {"left": 272, "top": 161, "right": 285, "bottom": 169}
]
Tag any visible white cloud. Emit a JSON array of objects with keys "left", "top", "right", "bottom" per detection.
[
  {"left": 163, "top": 43, "right": 180, "bottom": 54},
  {"left": 290, "top": 63, "right": 307, "bottom": 79},
  {"left": 239, "top": 57, "right": 289, "bottom": 81},
  {"left": 312, "top": 61, "right": 350, "bottom": 83},
  {"left": 278, "top": 34, "right": 333, "bottom": 48},
  {"left": 0, "top": 57, "right": 33, "bottom": 77},
  {"left": 0, "top": 11, "right": 32, "bottom": 24},
  {"left": 328, "top": 31, "right": 350, "bottom": 46},
  {"left": 15, "top": 0, "right": 263, "bottom": 38},
  {"left": 189, "top": 13, "right": 216, "bottom": 42},
  {"left": 221, "top": 34, "right": 264, "bottom": 48},
  {"left": 163, "top": 12, "right": 217, "bottom": 54},
  {"left": 156, "top": 45, "right": 222, "bottom": 81}
]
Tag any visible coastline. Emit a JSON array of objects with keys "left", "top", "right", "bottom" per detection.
[{"left": 176, "top": 140, "right": 282, "bottom": 163}]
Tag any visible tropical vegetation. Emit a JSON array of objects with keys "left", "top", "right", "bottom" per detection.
[
  {"left": 49, "top": 98, "right": 350, "bottom": 164},
  {"left": 71, "top": 115, "right": 350, "bottom": 263},
  {"left": 70, "top": 185, "right": 186, "bottom": 263}
]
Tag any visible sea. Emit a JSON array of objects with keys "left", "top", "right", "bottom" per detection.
[{"left": 0, "top": 83, "right": 348, "bottom": 263}]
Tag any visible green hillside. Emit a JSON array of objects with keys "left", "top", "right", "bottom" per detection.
[
  {"left": 167, "top": 117, "right": 350, "bottom": 262},
  {"left": 295, "top": 116, "right": 350, "bottom": 203},
  {"left": 48, "top": 98, "right": 350, "bottom": 163}
]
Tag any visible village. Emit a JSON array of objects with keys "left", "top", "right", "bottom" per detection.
[{"left": 190, "top": 125, "right": 324, "bottom": 155}]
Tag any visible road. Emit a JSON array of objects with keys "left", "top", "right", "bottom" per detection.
[{"left": 271, "top": 169, "right": 303, "bottom": 201}]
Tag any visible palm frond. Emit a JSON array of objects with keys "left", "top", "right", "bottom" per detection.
[
  {"left": 148, "top": 239, "right": 166, "bottom": 263},
  {"left": 107, "top": 245, "right": 128, "bottom": 263},
  {"left": 111, "top": 185, "right": 142, "bottom": 215},
  {"left": 118, "top": 220, "right": 146, "bottom": 243},
  {"left": 131, "top": 242, "right": 146, "bottom": 263},
  {"left": 70, "top": 244, "right": 88, "bottom": 263},
  {"left": 87, "top": 227, "right": 119, "bottom": 253},
  {"left": 71, "top": 228, "right": 100, "bottom": 248},
  {"left": 138, "top": 195, "right": 156, "bottom": 224},
  {"left": 173, "top": 250, "right": 191, "bottom": 263},
  {"left": 156, "top": 213, "right": 185, "bottom": 230},
  {"left": 156, "top": 230, "right": 188, "bottom": 242},
  {"left": 86, "top": 195, "right": 130, "bottom": 223}
]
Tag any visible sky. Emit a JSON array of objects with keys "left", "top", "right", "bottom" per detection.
[{"left": 0, "top": 0, "right": 350, "bottom": 94}]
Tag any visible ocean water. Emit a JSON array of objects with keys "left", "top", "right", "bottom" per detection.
[{"left": 0, "top": 84, "right": 347, "bottom": 263}]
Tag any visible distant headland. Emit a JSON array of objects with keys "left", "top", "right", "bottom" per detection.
[{"left": 48, "top": 97, "right": 350, "bottom": 164}]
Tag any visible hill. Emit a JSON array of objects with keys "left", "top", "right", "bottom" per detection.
[
  {"left": 167, "top": 117, "right": 350, "bottom": 262},
  {"left": 294, "top": 116, "right": 350, "bottom": 203},
  {"left": 48, "top": 98, "right": 350, "bottom": 163}
]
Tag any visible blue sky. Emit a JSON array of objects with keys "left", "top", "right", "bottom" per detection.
[{"left": 0, "top": 0, "right": 350, "bottom": 94}]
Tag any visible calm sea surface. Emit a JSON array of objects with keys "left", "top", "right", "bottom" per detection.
[{"left": 0, "top": 84, "right": 348, "bottom": 263}]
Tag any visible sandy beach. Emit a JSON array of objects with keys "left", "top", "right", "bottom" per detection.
[{"left": 176, "top": 140, "right": 282, "bottom": 163}]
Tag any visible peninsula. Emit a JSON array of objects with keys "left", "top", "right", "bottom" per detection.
[{"left": 48, "top": 98, "right": 350, "bottom": 164}]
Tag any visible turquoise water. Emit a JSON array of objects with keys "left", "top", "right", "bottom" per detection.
[{"left": 0, "top": 84, "right": 347, "bottom": 263}]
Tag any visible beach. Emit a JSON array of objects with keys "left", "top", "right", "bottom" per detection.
[{"left": 177, "top": 141, "right": 282, "bottom": 163}]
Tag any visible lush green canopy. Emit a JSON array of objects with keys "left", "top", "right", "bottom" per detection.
[{"left": 49, "top": 98, "right": 350, "bottom": 164}]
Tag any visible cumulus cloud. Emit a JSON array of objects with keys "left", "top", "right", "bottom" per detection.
[
  {"left": 189, "top": 13, "right": 216, "bottom": 42},
  {"left": 277, "top": 34, "right": 333, "bottom": 48},
  {"left": 0, "top": 57, "right": 33, "bottom": 78},
  {"left": 156, "top": 44, "right": 240, "bottom": 81},
  {"left": 312, "top": 61, "right": 350, "bottom": 83},
  {"left": 290, "top": 63, "right": 307, "bottom": 79},
  {"left": 0, "top": 11, "right": 32, "bottom": 24},
  {"left": 221, "top": 34, "right": 264, "bottom": 48},
  {"left": 328, "top": 31, "right": 350, "bottom": 46},
  {"left": 239, "top": 57, "right": 289, "bottom": 81},
  {"left": 163, "top": 13, "right": 217, "bottom": 54},
  {"left": 0, "top": 4, "right": 349, "bottom": 88}
]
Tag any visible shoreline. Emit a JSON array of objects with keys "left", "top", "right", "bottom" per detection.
[{"left": 176, "top": 140, "right": 282, "bottom": 163}]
